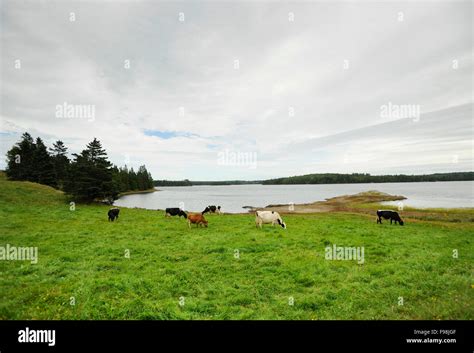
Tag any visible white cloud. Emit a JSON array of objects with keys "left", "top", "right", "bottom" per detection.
[{"left": 0, "top": 1, "right": 472, "bottom": 179}]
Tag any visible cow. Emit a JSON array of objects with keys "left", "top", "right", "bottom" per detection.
[
  {"left": 165, "top": 208, "right": 187, "bottom": 218},
  {"left": 187, "top": 213, "right": 208, "bottom": 228},
  {"left": 202, "top": 205, "right": 221, "bottom": 215},
  {"left": 376, "top": 210, "right": 404, "bottom": 225},
  {"left": 108, "top": 208, "right": 120, "bottom": 222},
  {"left": 255, "top": 210, "right": 286, "bottom": 229}
]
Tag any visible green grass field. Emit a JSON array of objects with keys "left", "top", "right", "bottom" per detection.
[{"left": 0, "top": 174, "right": 473, "bottom": 320}]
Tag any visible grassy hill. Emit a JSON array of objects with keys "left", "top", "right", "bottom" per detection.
[{"left": 0, "top": 172, "right": 472, "bottom": 319}]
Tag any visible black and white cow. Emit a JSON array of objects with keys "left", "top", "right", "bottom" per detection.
[
  {"left": 165, "top": 208, "right": 187, "bottom": 218},
  {"left": 376, "top": 210, "right": 404, "bottom": 225},
  {"left": 108, "top": 208, "right": 120, "bottom": 222},
  {"left": 255, "top": 210, "right": 286, "bottom": 229},
  {"left": 202, "top": 205, "right": 221, "bottom": 215}
]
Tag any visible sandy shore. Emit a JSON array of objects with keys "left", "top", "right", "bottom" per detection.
[{"left": 245, "top": 190, "right": 406, "bottom": 214}]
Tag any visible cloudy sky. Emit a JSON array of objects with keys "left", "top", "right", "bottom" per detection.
[{"left": 0, "top": 1, "right": 472, "bottom": 180}]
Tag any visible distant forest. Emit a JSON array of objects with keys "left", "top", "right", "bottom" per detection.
[
  {"left": 262, "top": 172, "right": 474, "bottom": 185},
  {"left": 5, "top": 132, "right": 154, "bottom": 202},
  {"left": 155, "top": 172, "right": 473, "bottom": 186},
  {"left": 154, "top": 179, "right": 260, "bottom": 186}
]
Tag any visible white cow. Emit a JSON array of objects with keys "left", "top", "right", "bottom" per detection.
[{"left": 255, "top": 211, "right": 286, "bottom": 229}]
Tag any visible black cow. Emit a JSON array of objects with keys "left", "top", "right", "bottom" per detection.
[
  {"left": 376, "top": 210, "right": 404, "bottom": 225},
  {"left": 108, "top": 208, "right": 120, "bottom": 222},
  {"left": 202, "top": 205, "right": 221, "bottom": 215},
  {"left": 165, "top": 208, "right": 187, "bottom": 218}
]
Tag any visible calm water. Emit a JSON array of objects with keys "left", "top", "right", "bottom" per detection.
[{"left": 114, "top": 181, "right": 474, "bottom": 213}]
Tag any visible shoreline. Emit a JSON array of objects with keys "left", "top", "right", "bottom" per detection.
[
  {"left": 117, "top": 188, "right": 158, "bottom": 197},
  {"left": 245, "top": 190, "right": 407, "bottom": 214},
  {"left": 113, "top": 189, "right": 474, "bottom": 222},
  {"left": 243, "top": 191, "right": 474, "bottom": 223}
]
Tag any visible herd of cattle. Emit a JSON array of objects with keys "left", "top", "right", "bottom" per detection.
[{"left": 108, "top": 205, "right": 405, "bottom": 228}]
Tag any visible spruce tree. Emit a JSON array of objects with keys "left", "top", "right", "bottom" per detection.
[
  {"left": 6, "top": 132, "right": 36, "bottom": 181},
  {"left": 32, "top": 137, "right": 56, "bottom": 186},
  {"left": 65, "top": 138, "right": 118, "bottom": 202},
  {"left": 50, "top": 140, "right": 70, "bottom": 189}
]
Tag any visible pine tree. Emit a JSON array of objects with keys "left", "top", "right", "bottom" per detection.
[
  {"left": 32, "top": 137, "right": 56, "bottom": 186},
  {"left": 50, "top": 140, "right": 70, "bottom": 189},
  {"left": 64, "top": 138, "right": 119, "bottom": 202},
  {"left": 120, "top": 166, "right": 130, "bottom": 191},
  {"left": 6, "top": 132, "right": 36, "bottom": 181},
  {"left": 128, "top": 168, "right": 138, "bottom": 190}
]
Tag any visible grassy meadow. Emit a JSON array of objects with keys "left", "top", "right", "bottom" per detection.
[{"left": 0, "top": 173, "right": 473, "bottom": 320}]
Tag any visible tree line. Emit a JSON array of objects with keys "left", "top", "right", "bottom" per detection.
[
  {"left": 155, "top": 172, "right": 474, "bottom": 186},
  {"left": 154, "top": 179, "right": 261, "bottom": 186},
  {"left": 262, "top": 172, "right": 474, "bottom": 185},
  {"left": 5, "top": 132, "right": 154, "bottom": 202}
]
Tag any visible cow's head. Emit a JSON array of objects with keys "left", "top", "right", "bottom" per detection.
[
  {"left": 399, "top": 220, "right": 404, "bottom": 226},
  {"left": 277, "top": 218, "right": 286, "bottom": 229},
  {"left": 180, "top": 211, "right": 188, "bottom": 219}
]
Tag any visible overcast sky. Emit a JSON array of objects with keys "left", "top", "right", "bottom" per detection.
[{"left": 1, "top": 1, "right": 472, "bottom": 180}]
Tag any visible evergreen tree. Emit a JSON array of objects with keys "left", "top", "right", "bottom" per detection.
[
  {"left": 64, "top": 138, "right": 119, "bottom": 202},
  {"left": 50, "top": 140, "right": 70, "bottom": 189},
  {"left": 31, "top": 137, "right": 56, "bottom": 186},
  {"left": 120, "top": 166, "right": 130, "bottom": 191},
  {"left": 6, "top": 133, "right": 156, "bottom": 199},
  {"left": 6, "top": 132, "right": 36, "bottom": 181},
  {"left": 128, "top": 168, "right": 139, "bottom": 190}
]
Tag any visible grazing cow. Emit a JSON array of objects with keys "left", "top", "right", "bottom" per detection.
[
  {"left": 202, "top": 205, "right": 221, "bottom": 215},
  {"left": 108, "top": 208, "right": 120, "bottom": 222},
  {"left": 187, "top": 213, "right": 208, "bottom": 228},
  {"left": 165, "top": 208, "right": 187, "bottom": 218},
  {"left": 376, "top": 210, "right": 404, "bottom": 225},
  {"left": 255, "top": 210, "right": 286, "bottom": 229}
]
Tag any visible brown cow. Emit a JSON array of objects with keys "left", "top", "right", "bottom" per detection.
[{"left": 187, "top": 213, "right": 208, "bottom": 228}]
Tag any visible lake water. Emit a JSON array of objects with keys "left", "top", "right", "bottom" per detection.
[{"left": 114, "top": 180, "right": 474, "bottom": 213}]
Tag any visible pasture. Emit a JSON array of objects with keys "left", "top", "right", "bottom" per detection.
[{"left": 0, "top": 174, "right": 472, "bottom": 320}]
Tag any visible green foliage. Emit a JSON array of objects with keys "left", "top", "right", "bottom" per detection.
[
  {"left": 50, "top": 140, "right": 70, "bottom": 189},
  {"left": 6, "top": 132, "right": 37, "bottom": 182},
  {"left": 0, "top": 173, "right": 472, "bottom": 320},
  {"left": 154, "top": 179, "right": 193, "bottom": 186},
  {"left": 5, "top": 132, "right": 154, "bottom": 202},
  {"left": 155, "top": 172, "right": 473, "bottom": 186},
  {"left": 64, "top": 138, "right": 117, "bottom": 202},
  {"left": 262, "top": 172, "right": 474, "bottom": 185},
  {"left": 154, "top": 179, "right": 260, "bottom": 186},
  {"left": 31, "top": 137, "right": 56, "bottom": 187}
]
